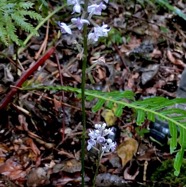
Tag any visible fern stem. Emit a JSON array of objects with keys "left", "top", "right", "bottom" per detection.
[
  {"left": 18, "top": 4, "right": 66, "bottom": 55},
  {"left": 81, "top": 0, "right": 89, "bottom": 186}
]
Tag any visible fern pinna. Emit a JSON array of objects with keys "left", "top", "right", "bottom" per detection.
[
  {"left": 23, "top": 85, "right": 186, "bottom": 176},
  {"left": 0, "top": 0, "right": 42, "bottom": 46}
]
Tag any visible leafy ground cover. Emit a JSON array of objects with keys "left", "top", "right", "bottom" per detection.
[{"left": 0, "top": 0, "right": 186, "bottom": 186}]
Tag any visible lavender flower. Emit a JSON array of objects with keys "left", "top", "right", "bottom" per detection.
[
  {"left": 71, "top": 17, "right": 90, "bottom": 30},
  {"left": 88, "top": 24, "right": 110, "bottom": 43},
  {"left": 87, "top": 123, "right": 116, "bottom": 153},
  {"left": 58, "top": 22, "right": 72, "bottom": 34},
  {"left": 88, "top": 2, "right": 107, "bottom": 16},
  {"left": 67, "top": 0, "right": 84, "bottom": 14}
]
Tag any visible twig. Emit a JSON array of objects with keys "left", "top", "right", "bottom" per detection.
[
  {"left": 34, "top": 19, "right": 50, "bottom": 60},
  {"left": 0, "top": 47, "right": 56, "bottom": 110},
  {"left": 55, "top": 52, "right": 66, "bottom": 142},
  {"left": 113, "top": 44, "right": 129, "bottom": 71}
]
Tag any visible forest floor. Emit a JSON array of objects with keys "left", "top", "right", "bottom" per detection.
[{"left": 0, "top": 0, "right": 186, "bottom": 186}]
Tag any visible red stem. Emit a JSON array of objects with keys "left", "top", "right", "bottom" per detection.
[{"left": 0, "top": 47, "right": 56, "bottom": 110}]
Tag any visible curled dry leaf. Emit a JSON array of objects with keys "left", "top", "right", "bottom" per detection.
[
  {"left": 116, "top": 138, "right": 138, "bottom": 167},
  {"left": 167, "top": 50, "right": 186, "bottom": 68},
  {"left": 123, "top": 163, "right": 139, "bottom": 180},
  {"left": 25, "top": 138, "right": 40, "bottom": 156}
]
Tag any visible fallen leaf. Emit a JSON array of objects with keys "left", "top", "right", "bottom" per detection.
[
  {"left": 141, "top": 64, "right": 159, "bottom": 85},
  {"left": 53, "top": 159, "right": 81, "bottom": 173},
  {"left": 124, "top": 165, "right": 139, "bottom": 180},
  {"left": 27, "top": 167, "right": 49, "bottom": 187},
  {"left": 0, "top": 158, "right": 26, "bottom": 180},
  {"left": 101, "top": 108, "right": 117, "bottom": 126},
  {"left": 116, "top": 138, "right": 138, "bottom": 167}
]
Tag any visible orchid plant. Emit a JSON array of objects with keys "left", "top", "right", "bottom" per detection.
[
  {"left": 58, "top": 1, "right": 112, "bottom": 186},
  {"left": 58, "top": 0, "right": 110, "bottom": 44}
]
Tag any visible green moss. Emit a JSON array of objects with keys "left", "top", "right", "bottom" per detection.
[{"left": 151, "top": 159, "right": 186, "bottom": 186}]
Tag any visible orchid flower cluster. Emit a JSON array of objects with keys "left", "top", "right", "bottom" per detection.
[
  {"left": 58, "top": 0, "right": 110, "bottom": 43},
  {"left": 87, "top": 123, "right": 116, "bottom": 153}
]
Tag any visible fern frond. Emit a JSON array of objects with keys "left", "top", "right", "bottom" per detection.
[
  {"left": 0, "top": 22, "right": 8, "bottom": 45},
  {"left": 12, "top": 13, "right": 38, "bottom": 35},
  {"left": 0, "top": 0, "right": 42, "bottom": 46},
  {"left": 18, "top": 2, "right": 33, "bottom": 9},
  {"left": 19, "top": 10, "right": 42, "bottom": 21},
  {"left": 4, "top": 13, "right": 20, "bottom": 45}
]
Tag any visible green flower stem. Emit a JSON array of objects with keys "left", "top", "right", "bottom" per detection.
[
  {"left": 81, "top": 0, "right": 89, "bottom": 186},
  {"left": 93, "top": 151, "right": 103, "bottom": 187}
]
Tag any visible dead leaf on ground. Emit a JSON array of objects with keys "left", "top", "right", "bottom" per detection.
[
  {"left": 53, "top": 159, "right": 81, "bottom": 173},
  {"left": 0, "top": 157, "right": 26, "bottom": 180},
  {"left": 101, "top": 108, "right": 117, "bottom": 126},
  {"left": 124, "top": 164, "right": 139, "bottom": 180},
  {"left": 117, "top": 138, "right": 138, "bottom": 167},
  {"left": 167, "top": 49, "right": 186, "bottom": 68},
  {"left": 141, "top": 64, "right": 159, "bottom": 85},
  {"left": 27, "top": 167, "right": 49, "bottom": 187}
]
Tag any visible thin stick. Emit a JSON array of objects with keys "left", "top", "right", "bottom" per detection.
[{"left": 55, "top": 52, "right": 66, "bottom": 142}]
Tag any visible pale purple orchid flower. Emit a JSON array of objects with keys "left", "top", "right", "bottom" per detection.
[
  {"left": 88, "top": 24, "right": 110, "bottom": 43},
  {"left": 104, "top": 0, "right": 109, "bottom": 3},
  {"left": 67, "top": 0, "right": 84, "bottom": 14},
  {"left": 71, "top": 17, "right": 90, "bottom": 30},
  {"left": 58, "top": 22, "right": 72, "bottom": 34},
  {"left": 87, "top": 123, "right": 116, "bottom": 153},
  {"left": 88, "top": 2, "right": 107, "bottom": 16}
]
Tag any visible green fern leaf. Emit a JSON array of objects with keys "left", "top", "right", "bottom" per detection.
[
  {"left": 168, "top": 121, "right": 178, "bottom": 153},
  {"left": 114, "top": 104, "right": 124, "bottom": 117},
  {"left": 174, "top": 148, "right": 184, "bottom": 176},
  {"left": 136, "top": 109, "right": 146, "bottom": 125},
  {"left": 92, "top": 99, "right": 105, "bottom": 112},
  {"left": 18, "top": 2, "right": 33, "bottom": 9}
]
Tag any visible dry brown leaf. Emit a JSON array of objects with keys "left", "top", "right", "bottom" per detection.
[
  {"left": 167, "top": 50, "right": 186, "bottom": 68},
  {"left": 101, "top": 108, "right": 117, "bottom": 126},
  {"left": 27, "top": 167, "right": 49, "bottom": 187},
  {"left": 53, "top": 159, "right": 81, "bottom": 173},
  {"left": 124, "top": 165, "right": 139, "bottom": 180},
  {"left": 116, "top": 138, "right": 138, "bottom": 167},
  {"left": 0, "top": 158, "right": 26, "bottom": 180},
  {"left": 25, "top": 138, "right": 40, "bottom": 156}
]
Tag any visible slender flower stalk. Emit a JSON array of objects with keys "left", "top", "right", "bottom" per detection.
[
  {"left": 58, "top": 1, "right": 111, "bottom": 186},
  {"left": 81, "top": 0, "right": 89, "bottom": 185}
]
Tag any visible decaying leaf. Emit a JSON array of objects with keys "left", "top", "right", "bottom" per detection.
[
  {"left": 96, "top": 173, "right": 126, "bottom": 187},
  {"left": 116, "top": 138, "right": 138, "bottom": 167},
  {"left": 53, "top": 159, "right": 81, "bottom": 173},
  {"left": 0, "top": 158, "right": 26, "bottom": 180},
  {"left": 101, "top": 106, "right": 117, "bottom": 126},
  {"left": 27, "top": 167, "right": 49, "bottom": 187},
  {"left": 141, "top": 64, "right": 159, "bottom": 85}
]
